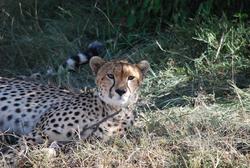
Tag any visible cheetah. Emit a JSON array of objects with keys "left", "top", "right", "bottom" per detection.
[
  {"left": 0, "top": 41, "right": 104, "bottom": 136},
  {"left": 0, "top": 56, "right": 150, "bottom": 165}
]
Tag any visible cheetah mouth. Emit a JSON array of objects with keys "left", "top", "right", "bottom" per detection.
[
  {"left": 117, "top": 97, "right": 127, "bottom": 102},
  {"left": 108, "top": 92, "right": 129, "bottom": 101},
  {"left": 100, "top": 94, "right": 130, "bottom": 107}
]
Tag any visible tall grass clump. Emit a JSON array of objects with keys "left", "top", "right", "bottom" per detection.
[{"left": 191, "top": 16, "right": 250, "bottom": 92}]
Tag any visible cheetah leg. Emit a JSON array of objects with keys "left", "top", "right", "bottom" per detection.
[{"left": 21, "top": 130, "right": 60, "bottom": 157}]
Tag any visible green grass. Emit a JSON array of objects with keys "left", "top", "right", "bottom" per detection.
[{"left": 0, "top": 0, "right": 250, "bottom": 167}]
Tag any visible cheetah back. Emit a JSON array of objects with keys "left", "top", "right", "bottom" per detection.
[{"left": 0, "top": 77, "right": 72, "bottom": 134}]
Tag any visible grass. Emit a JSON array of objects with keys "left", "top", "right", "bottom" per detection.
[{"left": 0, "top": 0, "right": 250, "bottom": 167}]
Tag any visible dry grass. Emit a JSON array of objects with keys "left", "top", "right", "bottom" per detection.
[{"left": 2, "top": 76, "right": 249, "bottom": 168}]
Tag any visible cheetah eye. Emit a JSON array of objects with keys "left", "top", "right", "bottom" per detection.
[
  {"left": 107, "top": 74, "right": 114, "bottom": 79},
  {"left": 128, "top": 76, "right": 135, "bottom": 80}
]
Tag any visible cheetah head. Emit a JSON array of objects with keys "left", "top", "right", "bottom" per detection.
[{"left": 90, "top": 56, "right": 150, "bottom": 107}]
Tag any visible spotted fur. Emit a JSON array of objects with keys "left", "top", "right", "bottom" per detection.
[{"left": 0, "top": 57, "right": 150, "bottom": 166}]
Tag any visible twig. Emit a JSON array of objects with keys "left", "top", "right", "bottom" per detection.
[
  {"left": 94, "top": 3, "right": 114, "bottom": 29},
  {"left": 215, "top": 33, "right": 225, "bottom": 61}
]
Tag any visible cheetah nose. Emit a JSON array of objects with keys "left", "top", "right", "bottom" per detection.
[{"left": 115, "top": 89, "right": 126, "bottom": 96}]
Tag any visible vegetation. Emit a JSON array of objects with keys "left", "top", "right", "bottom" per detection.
[{"left": 0, "top": 0, "right": 250, "bottom": 167}]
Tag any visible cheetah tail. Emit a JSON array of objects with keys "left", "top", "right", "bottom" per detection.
[{"left": 64, "top": 41, "right": 105, "bottom": 71}]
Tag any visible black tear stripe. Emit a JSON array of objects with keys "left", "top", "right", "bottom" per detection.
[
  {"left": 125, "top": 64, "right": 131, "bottom": 93},
  {"left": 127, "top": 84, "right": 132, "bottom": 93},
  {"left": 123, "top": 64, "right": 131, "bottom": 93},
  {"left": 109, "top": 79, "right": 115, "bottom": 98},
  {"left": 121, "top": 63, "right": 124, "bottom": 79}
]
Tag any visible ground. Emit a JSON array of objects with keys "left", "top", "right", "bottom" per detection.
[{"left": 0, "top": 1, "right": 250, "bottom": 167}]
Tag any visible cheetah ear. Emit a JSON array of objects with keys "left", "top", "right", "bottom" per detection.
[
  {"left": 137, "top": 60, "right": 150, "bottom": 77},
  {"left": 90, "top": 56, "right": 106, "bottom": 75}
]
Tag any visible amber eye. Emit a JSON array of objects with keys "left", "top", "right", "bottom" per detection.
[
  {"left": 128, "top": 76, "right": 135, "bottom": 80},
  {"left": 107, "top": 74, "right": 114, "bottom": 79}
]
